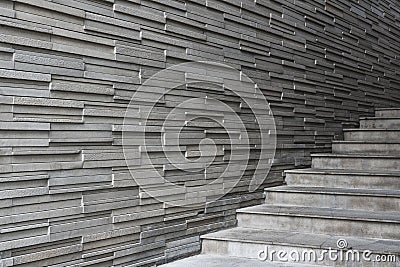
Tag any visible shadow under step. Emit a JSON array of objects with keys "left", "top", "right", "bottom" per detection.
[
  {"left": 236, "top": 204, "right": 400, "bottom": 239},
  {"left": 360, "top": 117, "right": 400, "bottom": 129},
  {"left": 332, "top": 141, "right": 400, "bottom": 154},
  {"left": 284, "top": 168, "right": 400, "bottom": 190},
  {"left": 311, "top": 153, "right": 400, "bottom": 171},
  {"left": 343, "top": 129, "right": 400, "bottom": 141},
  {"left": 375, "top": 108, "right": 400, "bottom": 118},
  {"left": 264, "top": 186, "right": 400, "bottom": 212}
]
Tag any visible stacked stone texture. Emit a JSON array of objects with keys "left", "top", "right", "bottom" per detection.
[{"left": 0, "top": 0, "right": 400, "bottom": 266}]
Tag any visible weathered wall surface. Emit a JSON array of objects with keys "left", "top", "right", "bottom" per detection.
[{"left": 1, "top": 0, "right": 400, "bottom": 266}]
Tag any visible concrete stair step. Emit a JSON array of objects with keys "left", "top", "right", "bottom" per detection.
[
  {"left": 201, "top": 227, "right": 400, "bottom": 265},
  {"left": 343, "top": 129, "right": 400, "bottom": 142},
  {"left": 264, "top": 186, "right": 400, "bottom": 212},
  {"left": 165, "top": 108, "right": 400, "bottom": 267},
  {"left": 159, "top": 254, "right": 318, "bottom": 267},
  {"left": 332, "top": 141, "right": 400, "bottom": 154},
  {"left": 236, "top": 204, "right": 400, "bottom": 239},
  {"left": 284, "top": 168, "right": 400, "bottom": 190},
  {"left": 360, "top": 117, "right": 400, "bottom": 129},
  {"left": 311, "top": 153, "right": 400, "bottom": 171},
  {"left": 375, "top": 108, "right": 400, "bottom": 118}
]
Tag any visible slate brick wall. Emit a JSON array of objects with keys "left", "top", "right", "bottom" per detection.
[{"left": 0, "top": 0, "right": 400, "bottom": 266}]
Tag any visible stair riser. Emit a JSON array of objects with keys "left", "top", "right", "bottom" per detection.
[
  {"left": 285, "top": 173, "right": 400, "bottom": 190},
  {"left": 237, "top": 213, "right": 400, "bottom": 239},
  {"left": 344, "top": 131, "right": 400, "bottom": 142},
  {"left": 360, "top": 118, "right": 400, "bottom": 129},
  {"left": 312, "top": 157, "right": 400, "bottom": 171},
  {"left": 265, "top": 192, "right": 400, "bottom": 212},
  {"left": 202, "top": 239, "right": 399, "bottom": 267},
  {"left": 375, "top": 109, "right": 400, "bottom": 117},
  {"left": 332, "top": 143, "right": 400, "bottom": 154}
]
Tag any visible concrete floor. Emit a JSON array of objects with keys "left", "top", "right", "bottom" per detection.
[{"left": 160, "top": 255, "right": 317, "bottom": 267}]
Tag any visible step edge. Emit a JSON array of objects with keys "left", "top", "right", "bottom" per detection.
[
  {"left": 332, "top": 140, "right": 400, "bottom": 144},
  {"left": 343, "top": 129, "right": 400, "bottom": 132},
  {"left": 236, "top": 206, "right": 400, "bottom": 222},
  {"left": 375, "top": 108, "right": 400, "bottom": 111},
  {"left": 311, "top": 153, "right": 400, "bottom": 158},
  {"left": 264, "top": 186, "right": 400, "bottom": 197},
  {"left": 360, "top": 117, "right": 400, "bottom": 120},
  {"left": 284, "top": 168, "right": 400, "bottom": 176}
]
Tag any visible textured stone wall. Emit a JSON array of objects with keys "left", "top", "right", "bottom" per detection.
[{"left": 1, "top": 0, "right": 400, "bottom": 266}]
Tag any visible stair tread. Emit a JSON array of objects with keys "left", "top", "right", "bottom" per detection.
[
  {"left": 265, "top": 186, "right": 400, "bottom": 197},
  {"left": 202, "top": 227, "right": 400, "bottom": 254},
  {"left": 343, "top": 128, "right": 400, "bottom": 131},
  {"left": 237, "top": 204, "right": 400, "bottom": 222},
  {"left": 360, "top": 117, "right": 400, "bottom": 120},
  {"left": 284, "top": 168, "right": 400, "bottom": 176},
  {"left": 159, "top": 255, "right": 316, "bottom": 266},
  {"left": 311, "top": 153, "right": 400, "bottom": 158}
]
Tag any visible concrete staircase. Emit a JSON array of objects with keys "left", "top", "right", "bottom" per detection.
[{"left": 161, "top": 108, "right": 400, "bottom": 267}]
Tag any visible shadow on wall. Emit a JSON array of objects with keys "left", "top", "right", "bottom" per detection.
[{"left": 0, "top": 0, "right": 399, "bottom": 266}]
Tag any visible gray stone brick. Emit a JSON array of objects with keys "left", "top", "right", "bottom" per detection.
[{"left": 0, "top": 0, "right": 399, "bottom": 266}]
